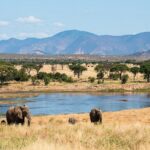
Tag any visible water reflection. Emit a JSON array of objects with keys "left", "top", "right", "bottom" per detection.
[{"left": 0, "top": 93, "right": 150, "bottom": 115}]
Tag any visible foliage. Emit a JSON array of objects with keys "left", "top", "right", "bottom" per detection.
[
  {"left": 88, "top": 77, "right": 95, "bottom": 83},
  {"left": 110, "top": 64, "right": 129, "bottom": 79},
  {"left": 97, "top": 71, "right": 104, "bottom": 83},
  {"left": 37, "top": 72, "right": 48, "bottom": 80},
  {"left": 14, "top": 68, "right": 29, "bottom": 82},
  {"left": 95, "top": 64, "right": 105, "bottom": 83},
  {"left": 43, "top": 76, "right": 50, "bottom": 85},
  {"left": 31, "top": 76, "right": 40, "bottom": 85},
  {"left": 140, "top": 62, "right": 150, "bottom": 82},
  {"left": 0, "top": 65, "right": 16, "bottom": 85},
  {"left": 130, "top": 67, "right": 140, "bottom": 80},
  {"left": 69, "top": 64, "right": 87, "bottom": 78},
  {"left": 109, "top": 73, "right": 120, "bottom": 80},
  {"left": 121, "top": 74, "right": 129, "bottom": 84}
]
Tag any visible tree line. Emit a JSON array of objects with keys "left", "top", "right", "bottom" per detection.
[{"left": 0, "top": 60, "right": 150, "bottom": 86}]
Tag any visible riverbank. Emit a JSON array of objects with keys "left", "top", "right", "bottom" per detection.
[
  {"left": 0, "top": 81, "right": 150, "bottom": 94},
  {"left": 0, "top": 108, "right": 150, "bottom": 150}
]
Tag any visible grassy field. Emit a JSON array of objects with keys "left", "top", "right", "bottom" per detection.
[{"left": 0, "top": 108, "right": 150, "bottom": 150}]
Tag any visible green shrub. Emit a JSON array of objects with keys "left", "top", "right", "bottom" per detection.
[
  {"left": 109, "top": 73, "right": 120, "bottom": 80},
  {"left": 121, "top": 74, "right": 129, "bottom": 84},
  {"left": 44, "top": 76, "right": 50, "bottom": 85},
  {"left": 88, "top": 77, "right": 95, "bottom": 83},
  {"left": 14, "top": 68, "right": 29, "bottom": 82},
  {"left": 31, "top": 76, "right": 40, "bottom": 85},
  {"left": 37, "top": 72, "right": 48, "bottom": 80}
]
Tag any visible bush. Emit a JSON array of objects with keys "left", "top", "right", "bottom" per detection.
[
  {"left": 121, "top": 74, "right": 129, "bottom": 84},
  {"left": 109, "top": 73, "right": 120, "bottom": 80},
  {"left": 14, "top": 69, "right": 29, "bottom": 82},
  {"left": 31, "top": 76, "right": 40, "bottom": 85},
  {"left": 88, "top": 77, "right": 95, "bottom": 83},
  {"left": 44, "top": 76, "right": 50, "bottom": 85},
  {"left": 37, "top": 72, "right": 48, "bottom": 80}
]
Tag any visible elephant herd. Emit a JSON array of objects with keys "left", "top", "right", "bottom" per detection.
[{"left": 1, "top": 105, "right": 102, "bottom": 126}]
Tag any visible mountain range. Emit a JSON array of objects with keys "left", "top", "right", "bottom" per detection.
[{"left": 1, "top": 30, "right": 150, "bottom": 56}]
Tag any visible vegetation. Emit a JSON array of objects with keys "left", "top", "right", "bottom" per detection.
[
  {"left": 95, "top": 64, "right": 106, "bottom": 83},
  {"left": 0, "top": 65, "right": 16, "bottom": 85},
  {"left": 109, "top": 73, "right": 120, "bottom": 80},
  {"left": 88, "top": 77, "right": 95, "bottom": 83},
  {"left": 130, "top": 67, "right": 140, "bottom": 80},
  {"left": 110, "top": 64, "right": 129, "bottom": 80},
  {"left": 14, "top": 68, "right": 29, "bottom": 82},
  {"left": 0, "top": 115, "right": 150, "bottom": 150},
  {"left": 121, "top": 74, "right": 129, "bottom": 84},
  {"left": 69, "top": 64, "right": 87, "bottom": 78},
  {"left": 140, "top": 62, "right": 150, "bottom": 82}
]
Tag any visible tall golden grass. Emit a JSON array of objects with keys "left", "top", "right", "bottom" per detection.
[{"left": 0, "top": 120, "right": 150, "bottom": 150}]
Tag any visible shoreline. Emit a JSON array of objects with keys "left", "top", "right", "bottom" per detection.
[
  {"left": 0, "top": 81, "right": 150, "bottom": 94},
  {"left": 1, "top": 107, "right": 150, "bottom": 125}
]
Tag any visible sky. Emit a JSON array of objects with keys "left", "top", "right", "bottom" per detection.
[{"left": 0, "top": 0, "right": 150, "bottom": 39}]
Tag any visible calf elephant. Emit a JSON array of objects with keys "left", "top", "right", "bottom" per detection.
[
  {"left": 89, "top": 108, "right": 102, "bottom": 124},
  {"left": 6, "top": 105, "right": 31, "bottom": 126}
]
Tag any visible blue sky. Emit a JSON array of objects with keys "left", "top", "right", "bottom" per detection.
[{"left": 0, "top": 0, "right": 150, "bottom": 39}]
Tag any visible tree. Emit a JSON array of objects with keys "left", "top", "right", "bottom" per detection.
[
  {"left": 43, "top": 76, "right": 50, "bottom": 85},
  {"left": 121, "top": 74, "right": 129, "bottom": 84},
  {"left": 14, "top": 68, "right": 29, "bottom": 82},
  {"left": 34, "top": 64, "right": 43, "bottom": 74},
  {"left": 22, "top": 64, "right": 36, "bottom": 75},
  {"left": 94, "top": 64, "right": 107, "bottom": 83},
  {"left": 140, "top": 62, "right": 150, "bottom": 82},
  {"left": 130, "top": 67, "right": 140, "bottom": 81},
  {"left": 97, "top": 71, "right": 104, "bottom": 83},
  {"left": 0, "top": 65, "right": 16, "bottom": 85},
  {"left": 110, "top": 64, "right": 129, "bottom": 80},
  {"left": 88, "top": 77, "right": 95, "bottom": 83},
  {"left": 69, "top": 64, "right": 87, "bottom": 78}
]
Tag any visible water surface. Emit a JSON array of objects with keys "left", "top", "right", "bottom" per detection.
[{"left": 0, "top": 93, "right": 150, "bottom": 115}]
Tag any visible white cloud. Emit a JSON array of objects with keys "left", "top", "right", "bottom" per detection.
[
  {"left": 16, "top": 16, "right": 42, "bottom": 24},
  {"left": 0, "top": 34, "right": 9, "bottom": 40},
  {"left": 0, "top": 21, "right": 9, "bottom": 27},
  {"left": 53, "top": 22, "right": 65, "bottom": 27},
  {"left": 18, "top": 32, "right": 49, "bottom": 39}
]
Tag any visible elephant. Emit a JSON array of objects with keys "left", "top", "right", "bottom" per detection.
[
  {"left": 89, "top": 108, "right": 102, "bottom": 124},
  {"left": 6, "top": 105, "right": 31, "bottom": 126}
]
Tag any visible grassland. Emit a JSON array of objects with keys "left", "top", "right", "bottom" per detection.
[{"left": 0, "top": 108, "right": 150, "bottom": 150}]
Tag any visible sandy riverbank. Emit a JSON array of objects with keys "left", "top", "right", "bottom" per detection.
[{"left": 0, "top": 81, "right": 150, "bottom": 94}]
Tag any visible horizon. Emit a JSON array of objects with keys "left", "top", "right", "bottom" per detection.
[{"left": 0, "top": 0, "right": 150, "bottom": 40}]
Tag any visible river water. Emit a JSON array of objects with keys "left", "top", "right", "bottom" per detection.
[{"left": 0, "top": 92, "right": 150, "bottom": 115}]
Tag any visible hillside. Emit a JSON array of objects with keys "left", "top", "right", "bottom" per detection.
[{"left": 1, "top": 30, "right": 150, "bottom": 55}]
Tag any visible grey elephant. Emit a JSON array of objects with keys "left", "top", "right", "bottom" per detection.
[
  {"left": 89, "top": 108, "right": 102, "bottom": 124},
  {"left": 6, "top": 105, "right": 31, "bottom": 126}
]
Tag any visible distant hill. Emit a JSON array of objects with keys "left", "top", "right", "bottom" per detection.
[
  {"left": 1, "top": 30, "right": 150, "bottom": 55},
  {"left": 130, "top": 49, "right": 150, "bottom": 57}
]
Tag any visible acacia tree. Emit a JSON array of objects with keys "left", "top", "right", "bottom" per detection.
[
  {"left": 69, "top": 64, "right": 87, "bottom": 78},
  {"left": 94, "top": 64, "right": 105, "bottom": 83},
  {"left": 0, "top": 65, "right": 16, "bottom": 85},
  {"left": 110, "top": 64, "right": 129, "bottom": 80},
  {"left": 140, "top": 62, "right": 150, "bottom": 82},
  {"left": 34, "top": 64, "right": 43, "bottom": 74},
  {"left": 130, "top": 67, "right": 140, "bottom": 81},
  {"left": 22, "top": 64, "right": 36, "bottom": 75}
]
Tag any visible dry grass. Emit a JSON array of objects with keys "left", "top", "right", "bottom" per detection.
[{"left": 1, "top": 108, "right": 150, "bottom": 150}]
